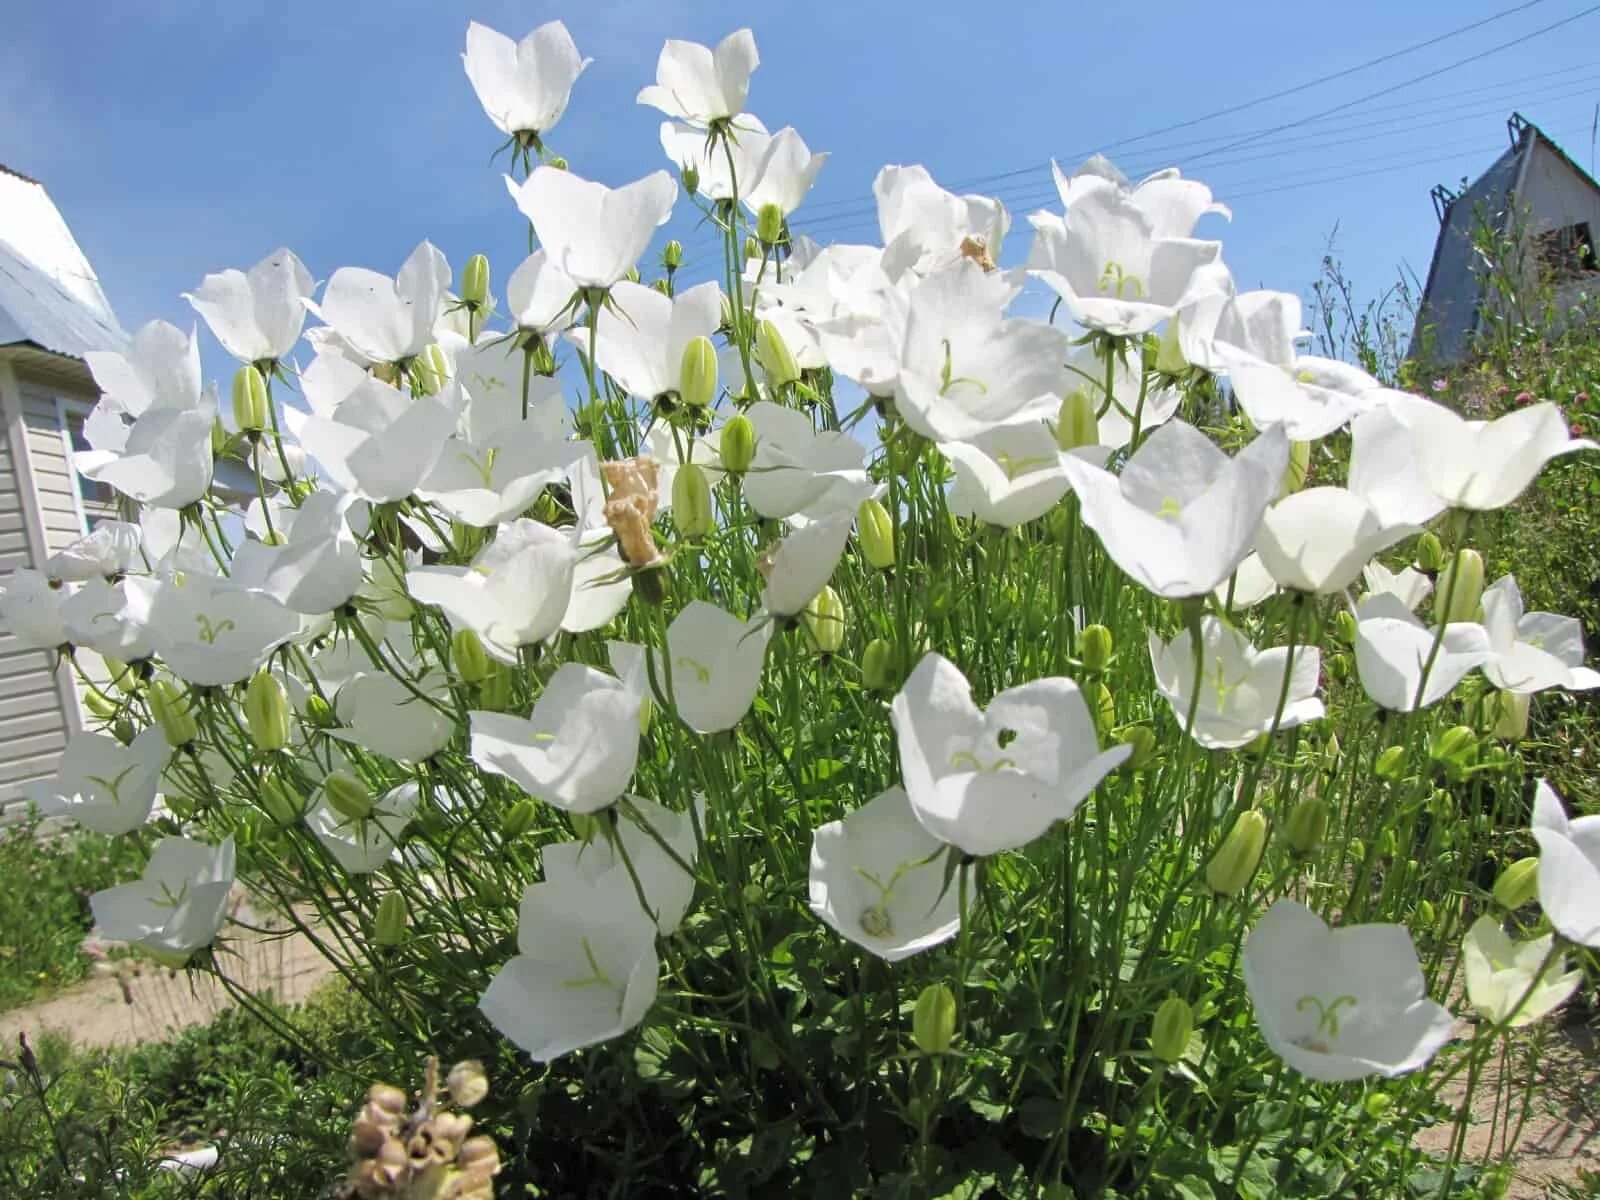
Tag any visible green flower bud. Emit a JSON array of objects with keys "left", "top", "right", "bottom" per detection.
[
  {"left": 928, "top": 579, "right": 956, "bottom": 618},
  {"left": 461, "top": 254, "right": 490, "bottom": 308},
  {"left": 569, "top": 811, "right": 600, "bottom": 841},
  {"left": 411, "top": 344, "right": 449, "bottom": 396},
  {"left": 1364, "top": 1092, "right": 1393, "bottom": 1119},
  {"left": 1090, "top": 681, "right": 1115, "bottom": 734},
  {"left": 679, "top": 335, "right": 718, "bottom": 409},
  {"left": 323, "top": 771, "right": 373, "bottom": 821},
  {"left": 1489, "top": 689, "right": 1530, "bottom": 741},
  {"left": 1079, "top": 624, "right": 1114, "bottom": 673},
  {"left": 720, "top": 414, "right": 756, "bottom": 474},
  {"left": 1414, "top": 898, "right": 1435, "bottom": 926},
  {"left": 1492, "top": 856, "right": 1540, "bottom": 910},
  {"left": 1374, "top": 745, "right": 1408, "bottom": 780},
  {"left": 672, "top": 463, "right": 714, "bottom": 539},
  {"left": 452, "top": 628, "right": 492, "bottom": 684},
  {"left": 1435, "top": 549, "right": 1484, "bottom": 624},
  {"left": 741, "top": 880, "right": 765, "bottom": 905},
  {"left": 1349, "top": 836, "right": 1367, "bottom": 863},
  {"left": 1279, "top": 440, "right": 1312, "bottom": 498},
  {"left": 857, "top": 498, "right": 895, "bottom": 570},
  {"left": 1429, "top": 724, "right": 1478, "bottom": 778},
  {"left": 112, "top": 717, "right": 136, "bottom": 745},
  {"left": 756, "top": 319, "right": 800, "bottom": 387},
  {"left": 743, "top": 235, "right": 761, "bottom": 262},
  {"left": 1414, "top": 531, "right": 1445, "bottom": 573},
  {"left": 548, "top": 156, "right": 568, "bottom": 171},
  {"left": 243, "top": 671, "right": 291, "bottom": 752},
  {"left": 83, "top": 687, "right": 118, "bottom": 720},
  {"left": 374, "top": 891, "right": 407, "bottom": 947},
  {"left": 103, "top": 657, "right": 141, "bottom": 696},
  {"left": 148, "top": 679, "right": 199, "bottom": 748},
  {"left": 231, "top": 364, "right": 269, "bottom": 432},
  {"left": 1150, "top": 995, "right": 1194, "bottom": 1064},
  {"left": 756, "top": 202, "right": 785, "bottom": 247},
  {"left": 304, "top": 694, "right": 336, "bottom": 727},
  {"left": 1333, "top": 610, "right": 1358, "bottom": 645},
  {"left": 1321, "top": 731, "right": 1341, "bottom": 774},
  {"left": 1055, "top": 389, "right": 1099, "bottom": 451},
  {"left": 681, "top": 163, "right": 699, "bottom": 195},
  {"left": 803, "top": 585, "right": 846, "bottom": 655},
  {"left": 1155, "top": 317, "right": 1188, "bottom": 375},
  {"left": 259, "top": 776, "right": 307, "bottom": 825},
  {"left": 1205, "top": 810, "right": 1268, "bottom": 896},
  {"left": 1378, "top": 828, "right": 1400, "bottom": 859},
  {"left": 912, "top": 983, "right": 957, "bottom": 1055},
  {"left": 663, "top": 240, "right": 684, "bottom": 270},
  {"left": 861, "top": 638, "right": 896, "bottom": 691},
  {"left": 210, "top": 416, "right": 229, "bottom": 455},
  {"left": 480, "top": 666, "right": 515, "bottom": 712},
  {"left": 1119, "top": 725, "right": 1158, "bottom": 772},
  {"left": 503, "top": 797, "right": 539, "bottom": 839},
  {"left": 1282, "top": 796, "right": 1329, "bottom": 856}
]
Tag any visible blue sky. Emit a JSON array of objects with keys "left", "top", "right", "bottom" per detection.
[{"left": 5, "top": 0, "right": 1599, "bottom": 375}]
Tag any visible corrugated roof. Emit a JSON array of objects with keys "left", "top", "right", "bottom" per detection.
[{"left": 0, "top": 165, "right": 127, "bottom": 360}]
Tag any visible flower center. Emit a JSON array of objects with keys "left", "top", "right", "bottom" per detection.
[
  {"left": 676, "top": 655, "right": 712, "bottom": 684},
  {"left": 85, "top": 764, "right": 138, "bottom": 804},
  {"left": 950, "top": 749, "right": 1017, "bottom": 773},
  {"left": 859, "top": 905, "right": 894, "bottom": 937},
  {"left": 194, "top": 614, "right": 237, "bottom": 644},
  {"left": 1098, "top": 261, "right": 1146, "bottom": 301},
  {"left": 1292, "top": 992, "right": 1358, "bottom": 1053},
  {"left": 938, "top": 338, "right": 988, "bottom": 399}
]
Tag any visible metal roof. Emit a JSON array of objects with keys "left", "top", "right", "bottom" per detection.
[{"left": 0, "top": 164, "right": 127, "bottom": 360}]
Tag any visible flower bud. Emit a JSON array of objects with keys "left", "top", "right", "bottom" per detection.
[
  {"left": 1374, "top": 745, "right": 1408, "bottom": 781},
  {"left": 148, "top": 679, "right": 199, "bottom": 748},
  {"left": 743, "top": 235, "right": 761, "bottom": 262},
  {"left": 1414, "top": 531, "right": 1445, "bottom": 573},
  {"left": 1429, "top": 724, "right": 1477, "bottom": 778},
  {"left": 231, "top": 364, "right": 269, "bottom": 433},
  {"left": 1349, "top": 836, "right": 1367, "bottom": 863},
  {"left": 1320, "top": 731, "right": 1341, "bottom": 773},
  {"left": 112, "top": 717, "right": 136, "bottom": 745},
  {"left": 861, "top": 638, "right": 895, "bottom": 691},
  {"left": 1055, "top": 389, "right": 1099, "bottom": 452},
  {"left": 260, "top": 776, "right": 307, "bottom": 825},
  {"left": 756, "top": 202, "right": 785, "bottom": 246},
  {"left": 803, "top": 585, "right": 845, "bottom": 655},
  {"left": 1279, "top": 440, "right": 1312, "bottom": 498},
  {"left": 857, "top": 498, "right": 895, "bottom": 570},
  {"left": 756, "top": 319, "right": 800, "bottom": 388},
  {"left": 720, "top": 414, "right": 756, "bottom": 474},
  {"left": 663, "top": 240, "right": 683, "bottom": 270},
  {"left": 461, "top": 254, "right": 490, "bottom": 308},
  {"left": 1079, "top": 624, "right": 1114, "bottom": 673},
  {"left": 547, "top": 155, "right": 568, "bottom": 170},
  {"left": 1332, "top": 610, "right": 1358, "bottom": 645},
  {"left": 679, "top": 336, "right": 718, "bottom": 409},
  {"left": 1150, "top": 995, "right": 1194, "bottom": 1064},
  {"left": 503, "top": 797, "right": 539, "bottom": 839},
  {"left": 304, "top": 694, "right": 336, "bottom": 727},
  {"left": 672, "top": 463, "right": 714, "bottom": 539},
  {"left": 83, "top": 687, "right": 118, "bottom": 720},
  {"left": 103, "top": 657, "right": 141, "bottom": 696},
  {"left": 411, "top": 344, "right": 449, "bottom": 396},
  {"left": 324, "top": 771, "right": 373, "bottom": 821},
  {"left": 480, "top": 666, "right": 514, "bottom": 712},
  {"left": 1378, "top": 828, "right": 1399, "bottom": 859},
  {"left": 244, "top": 671, "right": 291, "bottom": 752},
  {"left": 1205, "top": 810, "right": 1268, "bottom": 896},
  {"left": 681, "top": 163, "right": 699, "bottom": 195},
  {"left": 453, "top": 629, "right": 492, "bottom": 684},
  {"left": 210, "top": 415, "right": 228, "bottom": 455},
  {"left": 912, "top": 983, "right": 957, "bottom": 1055},
  {"left": 447, "top": 1060, "right": 490, "bottom": 1109},
  {"left": 1489, "top": 689, "right": 1530, "bottom": 740},
  {"left": 1364, "top": 1092, "right": 1393, "bottom": 1119},
  {"left": 1434, "top": 549, "right": 1484, "bottom": 624},
  {"left": 373, "top": 891, "right": 407, "bottom": 947},
  {"left": 1414, "top": 898, "right": 1435, "bottom": 926},
  {"left": 1090, "top": 682, "right": 1115, "bottom": 734},
  {"left": 1282, "top": 796, "right": 1329, "bottom": 856},
  {"left": 1119, "top": 725, "right": 1158, "bottom": 771},
  {"left": 1493, "top": 856, "right": 1540, "bottom": 910},
  {"left": 1155, "top": 317, "right": 1188, "bottom": 375}
]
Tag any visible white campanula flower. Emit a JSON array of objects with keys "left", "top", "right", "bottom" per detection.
[
  {"left": 543, "top": 796, "right": 700, "bottom": 934},
  {"left": 408, "top": 518, "right": 578, "bottom": 663},
  {"left": 1217, "top": 351, "right": 1383, "bottom": 442},
  {"left": 1177, "top": 277, "right": 1303, "bottom": 374},
  {"left": 285, "top": 355, "right": 463, "bottom": 502},
  {"left": 1346, "top": 395, "right": 1449, "bottom": 529},
  {"left": 1149, "top": 617, "right": 1323, "bottom": 749},
  {"left": 808, "top": 785, "right": 960, "bottom": 961},
  {"left": 874, "top": 165, "right": 1009, "bottom": 279},
  {"left": 657, "top": 600, "right": 770, "bottom": 734},
  {"left": 332, "top": 671, "right": 454, "bottom": 763},
  {"left": 581, "top": 280, "right": 722, "bottom": 401},
  {"left": 0, "top": 569, "right": 69, "bottom": 649},
  {"left": 305, "top": 780, "right": 420, "bottom": 875},
  {"left": 1531, "top": 779, "right": 1600, "bottom": 947},
  {"left": 1243, "top": 898, "right": 1455, "bottom": 1082},
  {"left": 743, "top": 127, "right": 828, "bottom": 218},
  {"left": 506, "top": 251, "right": 579, "bottom": 334},
  {"left": 40, "top": 728, "right": 169, "bottom": 835},
  {"left": 1360, "top": 562, "right": 1432, "bottom": 613},
  {"left": 83, "top": 319, "right": 204, "bottom": 417},
  {"left": 506, "top": 167, "right": 676, "bottom": 290},
  {"left": 1353, "top": 592, "right": 1491, "bottom": 712},
  {"left": 1062, "top": 345, "right": 1182, "bottom": 451},
  {"left": 560, "top": 448, "right": 636, "bottom": 635},
  {"left": 1059, "top": 421, "right": 1288, "bottom": 598},
  {"left": 61, "top": 575, "right": 160, "bottom": 661},
  {"left": 743, "top": 401, "right": 871, "bottom": 520},
  {"left": 659, "top": 115, "right": 770, "bottom": 203},
  {"left": 46, "top": 522, "right": 143, "bottom": 583},
  {"left": 893, "top": 259, "right": 1069, "bottom": 442},
  {"left": 1255, "top": 487, "right": 1414, "bottom": 595},
  {"left": 149, "top": 573, "right": 299, "bottom": 686},
  {"left": 890, "top": 652, "right": 1129, "bottom": 857},
  {"left": 462, "top": 20, "right": 590, "bottom": 139},
  {"left": 90, "top": 836, "right": 236, "bottom": 966},
  {"left": 942, "top": 422, "right": 1110, "bottom": 528},
  {"left": 760, "top": 510, "right": 853, "bottom": 618},
  {"left": 1461, "top": 916, "right": 1581, "bottom": 1028},
  {"left": 184, "top": 248, "right": 313, "bottom": 364},
  {"left": 470, "top": 663, "right": 642, "bottom": 813},
  {"left": 636, "top": 30, "right": 759, "bottom": 127},
  {"left": 479, "top": 869, "right": 659, "bottom": 1062},
  {"left": 1051, "top": 156, "right": 1230, "bottom": 240},
  {"left": 1212, "top": 552, "right": 1278, "bottom": 612},
  {"left": 304, "top": 242, "right": 450, "bottom": 366},
  {"left": 1480, "top": 574, "right": 1600, "bottom": 695},
  {"left": 229, "top": 491, "right": 364, "bottom": 615},
  {"left": 1027, "top": 185, "right": 1220, "bottom": 337}
]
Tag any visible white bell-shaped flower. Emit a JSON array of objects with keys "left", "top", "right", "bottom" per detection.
[
  {"left": 89, "top": 836, "right": 236, "bottom": 966},
  {"left": 505, "top": 251, "right": 579, "bottom": 334},
  {"left": 228, "top": 491, "right": 364, "bottom": 615},
  {"left": 743, "top": 401, "right": 871, "bottom": 519},
  {"left": 581, "top": 280, "right": 722, "bottom": 401},
  {"left": 875, "top": 165, "right": 1009, "bottom": 279},
  {"left": 332, "top": 671, "right": 454, "bottom": 763},
  {"left": 1531, "top": 779, "right": 1600, "bottom": 947},
  {"left": 1255, "top": 487, "right": 1414, "bottom": 595},
  {"left": 891, "top": 652, "right": 1129, "bottom": 857},
  {"left": 1218, "top": 350, "right": 1382, "bottom": 442},
  {"left": 1353, "top": 592, "right": 1491, "bottom": 712},
  {"left": 462, "top": 20, "right": 590, "bottom": 138},
  {"left": 1461, "top": 916, "right": 1581, "bottom": 1028},
  {"left": 657, "top": 600, "right": 770, "bottom": 733},
  {"left": 83, "top": 319, "right": 204, "bottom": 418},
  {"left": 760, "top": 510, "right": 853, "bottom": 618},
  {"left": 943, "top": 422, "right": 1109, "bottom": 528},
  {"left": 543, "top": 796, "right": 700, "bottom": 934},
  {"left": 1480, "top": 574, "right": 1600, "bottom": 695},
  {"left": 743, "top": 127, "right": 828, "bottom": 218},
  {"left": 61, "top": 575, "right": 160, "bottom": 661},
  {"left": 505, "top": 167, "right": 676, "bottom": 290},
  {"left": 41, "top": 728, "right": 169, "bottom": 835},
  {"left": 1243, "top": 898, "right": 1455, "bottom": 1082},
  {"left": 808, "top": 785, "right": 960, "bottom": 961},
  {"left": 184, "top": 248, "right": 313, "bottom": 364},
  {"left": 635, "top": 29, "right": 759, "bottom": 126},
  {"left": 0, "top": 569, "right": 69, "bottom": 649},
  {"left": 1360, "top": 562, "right": 1432, "bottom": 612},
  {"left": 305, "top": 780, "right": 420, "bottom": 875},
  {"left": 149, "top": 573, "right": 299, "bottom": 686},
  {"left": 304, "top": 242, "right": 450, "bottom": 366},
  {"left": 1149, "top": 617, "right": 1323, "bottom": 749},
  {"left": 46, "top": 522, "right": 143, "bottom": 582}
]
